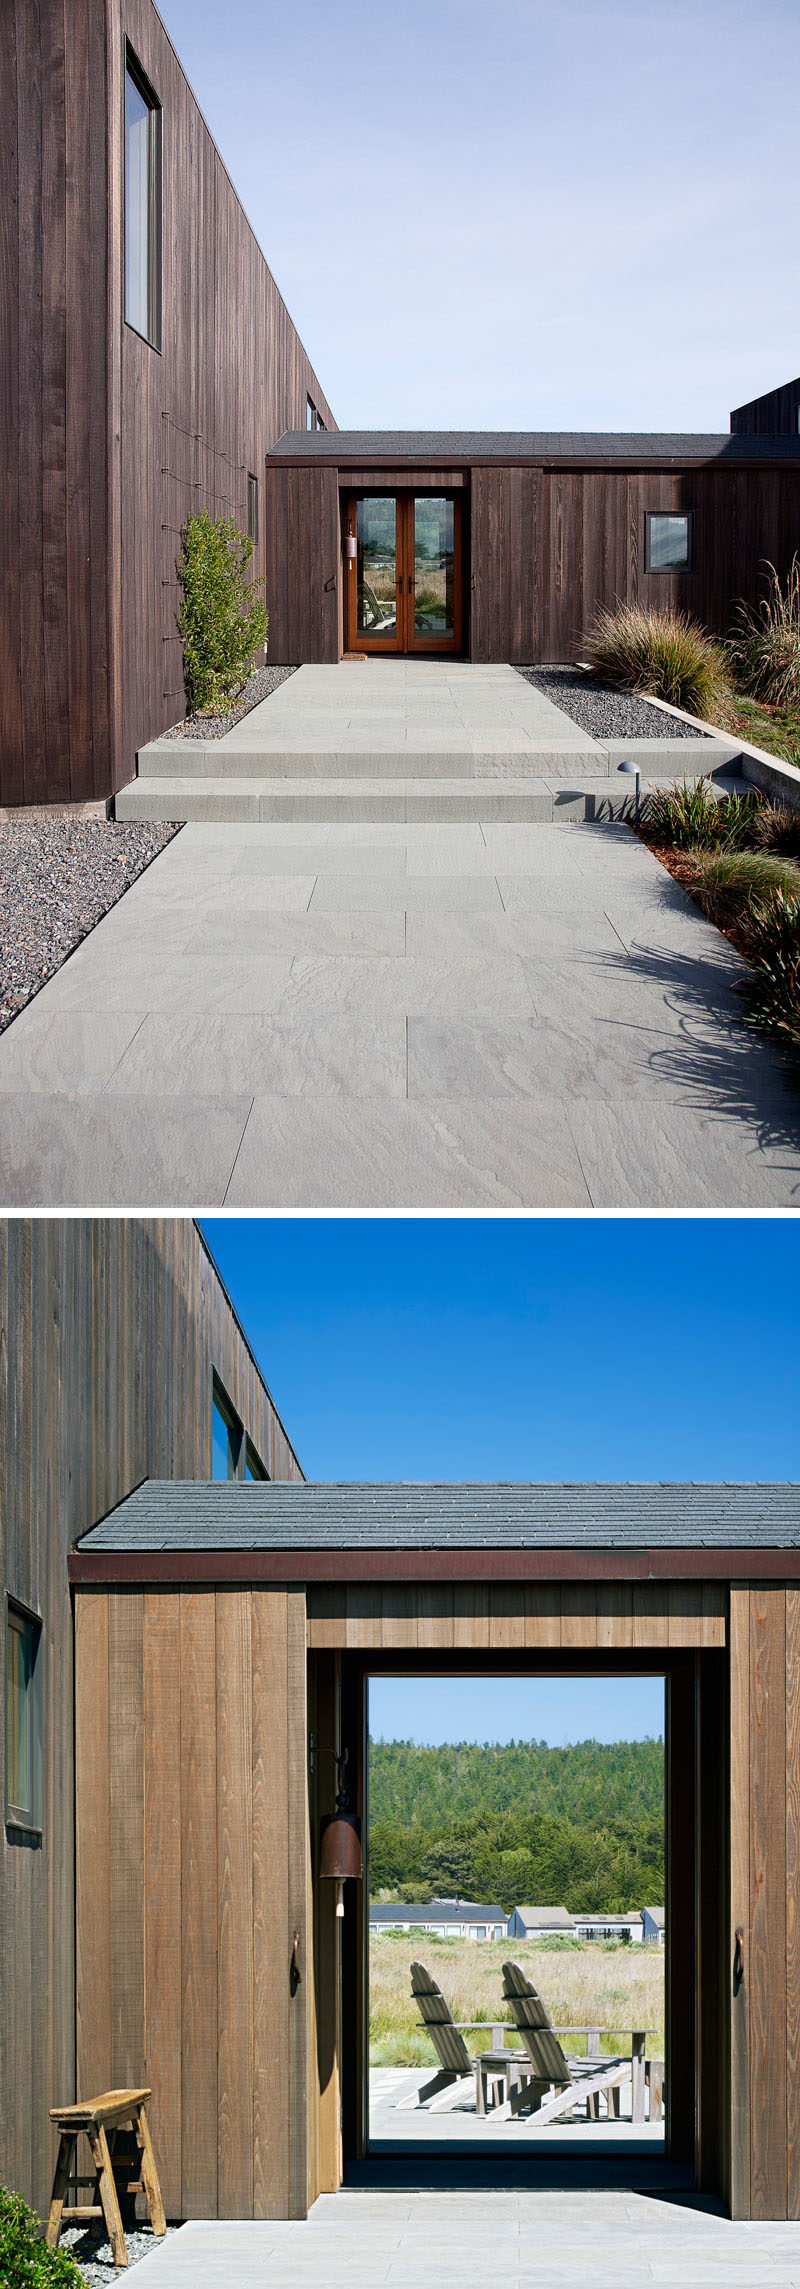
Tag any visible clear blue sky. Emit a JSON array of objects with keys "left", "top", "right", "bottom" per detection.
[
  {"left": 203, "top": 1213, "right": 798, "bottom": 1741},
  {"left": 368, "top": 1674, "right": 665, "bottom": 1747},
  {"left": 158, "top": 0, "right": 798, "bottom": 430},
  {"left": 203, "top": 1215, "right": 800, "bottom": 1482}
]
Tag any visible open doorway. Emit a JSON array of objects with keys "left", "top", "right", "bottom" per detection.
[{"left": 364, "top": 1670, "right": 668, "bottom": 2172}]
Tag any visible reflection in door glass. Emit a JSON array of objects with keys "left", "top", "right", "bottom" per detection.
[
  {"left": 357, "top": 498, "right": 397, "bottom": 637},
  {"left": 414, "top": 498, "right": 454, "bottom": 636}
]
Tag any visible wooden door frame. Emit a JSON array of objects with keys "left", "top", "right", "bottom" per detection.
[
  {"left": 344, "top": 493, "right": 463, "bottom": 656},
  {"left": 313, "top": 1646, "right": 730, "bottom": 2198}
]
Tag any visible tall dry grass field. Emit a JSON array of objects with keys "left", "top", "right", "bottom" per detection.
[{"left": 369, "top": 1936, "right": 664, "bottom": 2066}]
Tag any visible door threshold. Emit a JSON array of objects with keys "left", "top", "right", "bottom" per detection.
[{"left": 348, "top": 2147, "right": 690, "bottom": 2192}]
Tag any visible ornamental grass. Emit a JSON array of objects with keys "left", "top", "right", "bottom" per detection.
[{"left": 584, "top": 602, "right": 725, "bottom": 719}]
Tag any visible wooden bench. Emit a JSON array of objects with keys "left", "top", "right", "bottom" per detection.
[{"left": 46, "top": 2088, "right": 166, "bottom": 2271}]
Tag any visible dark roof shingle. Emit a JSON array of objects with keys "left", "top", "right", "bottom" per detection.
[
  {"left": 269, "top": 429, "right": 800, "bottom": 464},
  {"left": 77, "top": 1481, "right": 800, "bottom": 1553}
]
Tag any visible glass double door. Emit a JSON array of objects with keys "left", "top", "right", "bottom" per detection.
[{"left": 346, "top": 493, "right": 463, "bottom": 654}]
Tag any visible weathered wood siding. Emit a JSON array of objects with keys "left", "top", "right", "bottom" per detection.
[
  {"left": 74, "top": 1586, "right": 310, "bottom": 2221},
  {"left": 0, "top": 0, "right": 334, "bottom": 807},
  {"left": 729, "top": 1584, "right": 800, "bottom": 2220},
  {"left": 306, "top": 1581, "right": 727, "bottom": 1648},
  {"left": 0, "top": 1220, "right": 301, "bottom": 2217}
]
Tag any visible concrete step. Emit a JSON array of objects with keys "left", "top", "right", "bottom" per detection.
[
  {"left": 135, "top": 736, "right": 741, "bottom": 783},
  {"left": 116, "top": 774, "right": 676, "bottom": 825}
]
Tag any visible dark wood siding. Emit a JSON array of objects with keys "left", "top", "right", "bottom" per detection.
[
  {"left": 0, "top": 0, "right": 334, "bottom": 807},
  {"left": 264, "top": 464, "right": 340, "bottom": 663},
  {"left": 731, "top": 379, "right": 800, "bottom": 436},
  {"left": 0, "top": 1219, "right": 302, "bottom": 2218},
  {"left": 269, "top": 455, "right": 800, "bottom": 664},
  {"left": 112, "top": 0, "right": 334, "bottom": 780},
  {"left": 0, "top": 0, "right": 111, "bottom": 806}
]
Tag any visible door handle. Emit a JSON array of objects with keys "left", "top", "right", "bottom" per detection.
[
  {"left": 734, "top": 1928, "right": 744, "bottom": 1991},
  {"left": 290, "top": 1929, "right": 302, "bottom": 1995}
]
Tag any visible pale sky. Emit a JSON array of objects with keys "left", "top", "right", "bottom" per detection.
[{"left": 158, "top": 0, "right": 798, "bottom": 432}]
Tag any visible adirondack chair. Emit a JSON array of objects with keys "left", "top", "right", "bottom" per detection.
[
  {"left": 494, "top": 1961, "right": 632, "bottom": 2126},
  {"left": 397, "top": 1961, "right": 520, "bottom": 2113}
]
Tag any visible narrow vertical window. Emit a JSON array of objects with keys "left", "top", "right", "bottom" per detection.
[
  {"left": 247, "top": 473, "right": 259, "bottom": 545},
  {"left": 307, "top": 395, "right": 316, "bottom": 431},
  {"left": 125, "top": 46, "right": 162, "bottom": 350},
  {"left": 6, "top": 1603, "right": 42, "bottom": 1831},
  {"left": 212, "top": 1375, "right": 243, "bottom": 1479}
]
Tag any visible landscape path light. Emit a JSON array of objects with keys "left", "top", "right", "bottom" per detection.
[{"left": 617, "top": 756, "right": 641, "bottom": 820}]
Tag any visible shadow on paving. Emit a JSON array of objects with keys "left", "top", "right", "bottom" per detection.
[{"left": 589, "top": 937, "right": 800, "bottom": 1159}]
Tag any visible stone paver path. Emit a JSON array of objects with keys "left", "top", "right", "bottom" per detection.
[
  {"left": 116, "top": 2190, "right": 800, "bottom": 2288},
  {"left": 1, "top": 819, "right": 798, "bottom": 1207}
]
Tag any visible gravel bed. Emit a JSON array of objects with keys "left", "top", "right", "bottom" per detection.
[
  {"left": 517, "top": 664, "right": 712, "bottom": 739},
  {"left": 162, "top": 661, "right": 298, "bottom": 739},
  {"left": 0, "top": 815, "right": 181, "bottom": 1033},
  {"left": 61, "top": 2223, "right": 181, "bottom": 2283}
]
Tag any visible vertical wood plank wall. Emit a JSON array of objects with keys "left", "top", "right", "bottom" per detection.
[
  {"left": 0, "top": 0, "right": 111, "bottom": 806},
  {"left": 74, "top": 1586, "right": 309, "bottom": 2222},
  {"left": 729, "top": 1584, "right": 800, "bottom": 2219},
  {"left": 0, "top": 0, "right": 335, "bottom": 806},
  {"left": 266, "top": 458, "right": 800, "bottom": 665},
  {"left": 0, "top": 1220, "right": 302, "bottom": 2217},
  {"left": 731, "top": 379, "right": 800, "bottom": 435}
]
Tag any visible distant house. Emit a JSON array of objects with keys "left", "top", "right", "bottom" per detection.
[
  {"left": 573, "top": 1911, "right": 645, "bottom": 1944},
  {"left": 369, "top": 1897, "right": 506, "bottom": 1941},
  {"left": 642, "top": 1906, "right": 666, "bottom": 1946},
  {"left": 506, "top": 1905, "right": 576, "bottom": 1940}
]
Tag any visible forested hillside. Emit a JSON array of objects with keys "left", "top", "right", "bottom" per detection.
[{"left": 369, "top": 1737, "right": 664, "bottom": 1915}]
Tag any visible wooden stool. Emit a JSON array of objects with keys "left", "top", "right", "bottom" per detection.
[{"left": 46, "top": 2088, "right": 166, "bottom": 2271}]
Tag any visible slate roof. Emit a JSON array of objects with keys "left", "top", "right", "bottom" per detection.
[
  {"left": 77, "top": 1481, "right": 800, "bottom": 1552},
  {"left": 270, "top": 429, "right": 800, "bottom": 464},
  {"left": 512, "top": 1906, "right": 576, "bottom": 1930},
  {"left": 369, "top": 1898, "right": 504, "bottom": 1925}
]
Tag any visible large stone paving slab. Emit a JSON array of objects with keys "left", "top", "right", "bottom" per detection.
[
  {"left": 1, "top": 820, "right": 798, "bottom": 1207},
  {"left": 114, "top": 2190, "right": 800, "bottom": 2289}
]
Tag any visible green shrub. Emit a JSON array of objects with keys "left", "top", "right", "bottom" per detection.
[
  {"left": 177, "top": 509, "right": 268, "bottom": 717},
  {"left": 729, "top": 558, "right": 800, "bottom": 710},
  {"left": 535, "top": 1934, "right": 584, "bottom": 1952},
  {"left": 584, "top": 601, "right": 725, "bottom": 718},
  {"left": 737, "top": 887, "right": 800, "bottom": 1047},
  {"left": 691, "top": 849, "right": 800, "bottom": 932},
  {"left": 0, "top": 2187, "right": 84, "bottom": 2288},
  {"left": 646, "top": 776, "right": 763, "bottom": 851}
]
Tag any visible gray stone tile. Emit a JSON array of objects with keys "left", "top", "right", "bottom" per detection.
[
  {"left": 277, "top": 953, "right": 535, "bottom": 1022},
  {"left": 107, "top": 1012, "right": 407, "bottom": 1100},
  {"left": 225, "top": 1092, "right": 590, "bottom": 1207},
  {"left": 35, "top": 949, "right": 294, "bottom": 1015},
  {"left": 308, "top": 874, "right": 505, "bottom": 911},
  {"left": 0, "top": 1008, "right": 145, "bottom": 1093},
  {"left": 0, "top": 1095, "right": 251, "bottom": 1208},
  {"left": 566, "top": 1099, "right": 800, "bottom": 1208},
  {"left": 181, "top": 911, "right": 406, "bottom": 959}
]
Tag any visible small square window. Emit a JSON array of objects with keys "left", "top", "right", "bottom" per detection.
[
  {"left": 247, "top": 474, "right": 259, "bottom": 546},
  {"left": 645, "top": 511, "right": 693, "bottom": 573},
  {"left": 125, "top": 45, "right": 162, "bottom": 351},
  {"left": 6, "top": 1603, "right": 42, "bottom": 1832}
]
